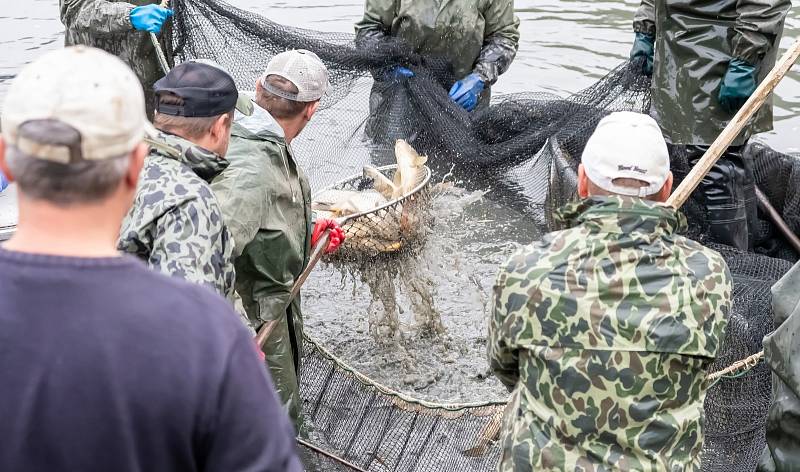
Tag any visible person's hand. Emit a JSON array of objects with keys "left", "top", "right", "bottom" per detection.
[
  {"left": 719, "top": 58, "right": 758, "bottom": 114},
  {"left": 312, "top": 219, "right": 346, "bottom": 254},
  {"left": 630, "top": 32, "right": 655, "bottom": 75},
  {"left": 448, "top": 73, "right": 485, "bottom": 112},
  {"left": 130, "top": 4, "right": 174, "bottom": 34},
  {"left": 386, "top": 66, "right": 414, "bottom": 81}
]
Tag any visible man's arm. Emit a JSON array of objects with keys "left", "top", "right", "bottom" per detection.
[
  {"left": 733, "top": 0, "right": 792, "bottom": 65},
  {"left": 59, "top": 0, "right": 135, "bottom": 37},
  {"left": 488, "top": 268, "right": 521, "bottom": 390},
  {"left": 203, "top": 326, "right": 302, "bottom": 472},
  {"left": 632, "top": 0, "right": 656, "bottom": 36},
  {"left": 354, "top": 0, "right": 398, "bottom": 46},
  {"left": 150, "top": 199, "right": 234, "bottom": 299},
  {"left": 473, "top": 0, "right": 520, "bottom": 85}
]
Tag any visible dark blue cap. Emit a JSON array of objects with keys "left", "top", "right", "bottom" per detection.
[{"left": 153, "top": 62, "right": 238, "bottom": 117}]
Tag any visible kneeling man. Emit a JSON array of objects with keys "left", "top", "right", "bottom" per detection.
[{"left": 489, "top": 111, "right": 732, "bottom": 471}]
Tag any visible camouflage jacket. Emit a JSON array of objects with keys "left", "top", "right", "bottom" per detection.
[
  {"left": 59, "top": 0, "right": 172, "bottom": 115},
  {"left": 489, "top": 196, "right": 731, "bottom": 471},
  {"left": 119, "top": 132, "right": 236, "bottom": 301},
  {"left": 354, "top": 0, "right": 520, "bottom": 85}
]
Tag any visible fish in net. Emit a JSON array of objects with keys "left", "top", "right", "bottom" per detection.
[{"left": 168, "top": 0, "right": 800, "bottom": 470}]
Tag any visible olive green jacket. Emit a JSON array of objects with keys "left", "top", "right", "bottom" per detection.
[
  {"left": 634, "top": 0, "right": 791, "bottom": 145},
  {"left": 355, "top": 0, "right": 520, "bottom": 86},
  {"left": 211, "top": 103, "right": 312, "bottom": 428},
  {"left": 59, "top": 0, "right": 171, "bottom": 116},
  {"left": 757, "top": 261, "right": 800, "bottom": 472}
]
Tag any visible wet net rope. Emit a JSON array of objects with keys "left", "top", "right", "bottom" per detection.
[{"left": 169, "top": 1, "right": 800, "bottom": 470}]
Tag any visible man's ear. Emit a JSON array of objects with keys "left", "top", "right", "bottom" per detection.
[
  {"left": 0, "top": 137, "right": 12, "bottom": 183},
  {"left": 213, "top": 113, "right": 231, "bottom": 141},
  {"left": 577, "top": 164, "right": 589, "bottom": 198},
  {"left": 126, "top": 143, "right": 147, "bottom": 190},
  {"left": 304, "top": 100, "right": 321, "bottom": 121},
  {"left": 656, "top": 171, "right": 674, "bottom": 203}
]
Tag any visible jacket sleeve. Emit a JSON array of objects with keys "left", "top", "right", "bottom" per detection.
[
  {"left": 757, "top": 262, "right": 800, "bottom": 471},
  {"left": 733, "top": 0, "right": 791, "bottom": 65},
  {"left": 632, "top": 0, "right": 656, "bottom": 36},
  {"left": 473, "top": 0, "right": 520, "bottom": 85},
  {"left": 354, "top": 0, "right": 398, "bottom": 47},
  {"left": 149, "top": 199, "right": 232, "bottom": 298},
  {"left": 60, "top": 0, "right": 135, "bottom": 37},
  {"left": 488, "top": 268, "right": 521, "bottom": 391}
]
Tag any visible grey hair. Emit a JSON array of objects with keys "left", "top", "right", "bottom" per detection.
[{"left": 5, "top": 146, "right": 130, "bottom": 206}]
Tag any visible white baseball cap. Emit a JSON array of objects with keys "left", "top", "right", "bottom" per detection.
[
  {"left": 260, "top": 49, "right": 329, "bottom": 102},
  {"left": 581, "top": 111, "right": 670, "bottom": 197},
  {"left": 1, "top": 46, "right": 154, "bottom": 163}
]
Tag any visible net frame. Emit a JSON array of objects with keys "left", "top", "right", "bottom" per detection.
[{"left": 314, "top": 164, "right": 432, "bottom": 256}]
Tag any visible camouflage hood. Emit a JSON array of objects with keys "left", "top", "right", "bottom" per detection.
[
  {"left": 151, "top": 132, "right": 229, "bottom": 183},
  {"left": 554, "top": 195, "right": 687, "bottom": 235}
]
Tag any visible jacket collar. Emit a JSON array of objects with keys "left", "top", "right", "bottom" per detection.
[
  {"left": 149, "top": 132, "right": 229, "bottom": 183},
  {"left": 232, "top": 93, "right": 285, "bottom": 140},
  {"left": 554, "top": 195, "right": 686, "bottom": 236}
]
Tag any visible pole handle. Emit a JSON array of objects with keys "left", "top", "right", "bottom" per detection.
[
  {"left": 255, "top": 229, "right": 332, "bottom": 350},
  {"left": 667, "top": 38, "right": 800, "bottom": 209}
]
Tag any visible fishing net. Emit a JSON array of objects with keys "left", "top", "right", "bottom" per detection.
[
  {"left": 700, "top": 244, "right": 793, "bottom": 472},
  {"left": 167, "top": 0, "right": 800, "bottom": 470},
  {"left": 313, "top": 164, "right": 432, "bottom": 257},
  {"left": 299, "top": 336, "right": 506, "bottom": 472}
]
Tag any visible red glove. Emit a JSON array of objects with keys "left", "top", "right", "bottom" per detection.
[{"left": 312, "top": 219, "right": 345, "bottom": 254}]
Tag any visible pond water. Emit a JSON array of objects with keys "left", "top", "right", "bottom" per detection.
[{"left": 1, "top": 0, "right": 798, "bottom": 403}]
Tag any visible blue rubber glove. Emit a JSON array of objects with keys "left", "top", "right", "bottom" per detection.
[
  {"left": 630, "top": 32, "right": 655, "bottom": 75},
  {"left": 386, "top": 66, "right": 414, "bottom": 81},
  {"left": 719, "top": 58, "right": 758, "bottom": 114},
  {"left": 448, "top": 73, "right": 484, "bottom": 112},
  {"left": 130, "top": 4, "right": 174, "bottom": 34},
  {"left": 0, "top": 171, "right": 8, "bottom": 193}
]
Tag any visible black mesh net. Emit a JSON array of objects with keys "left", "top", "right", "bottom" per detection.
[
  {"left": 169, "top": 1, "right": 800, "bottom": 470},
  {"left": 700, "top": 245, "right": 793, "bottom": 472},
  {"left": 300, "top": 337, "right": 505, "bottom": 472}
]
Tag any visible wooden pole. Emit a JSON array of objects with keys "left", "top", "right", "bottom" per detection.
[
  {"left": 255, "top": 231, "right": 329, "bottom": 349},
  {"left": 667, "top": 38, "right": 800, "bottom": 209},
  {"left": 756, "top": 186, "right": 800, "bottom": 254},
  {"left": 296, "top": 438, "right": 368, "bottom": 472},
  {"left": 255, "top": 216, "right": 348, "bottom": 349},
  {"left": 150, "top": 0, "right": 172, "bottom": 75}
]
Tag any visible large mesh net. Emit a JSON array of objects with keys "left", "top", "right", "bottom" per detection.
[{"left": 169, "top": 1, "right": 800, "bottom": 470}]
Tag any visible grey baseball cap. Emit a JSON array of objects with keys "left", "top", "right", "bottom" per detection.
[{"left": 260, "top": 49, "right": 329, "bottom": 102}]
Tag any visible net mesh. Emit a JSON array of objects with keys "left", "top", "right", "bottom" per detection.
[
  {"left": 169, "top": 1, "right": 800, "bottom": 470},
  {"left": 300, "top": 337, "right": 505, "bottom": 471}
]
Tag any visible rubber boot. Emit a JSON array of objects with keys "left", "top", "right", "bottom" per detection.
[{"left": 686, "top": 145, "right": 751, "bottom": 251}]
